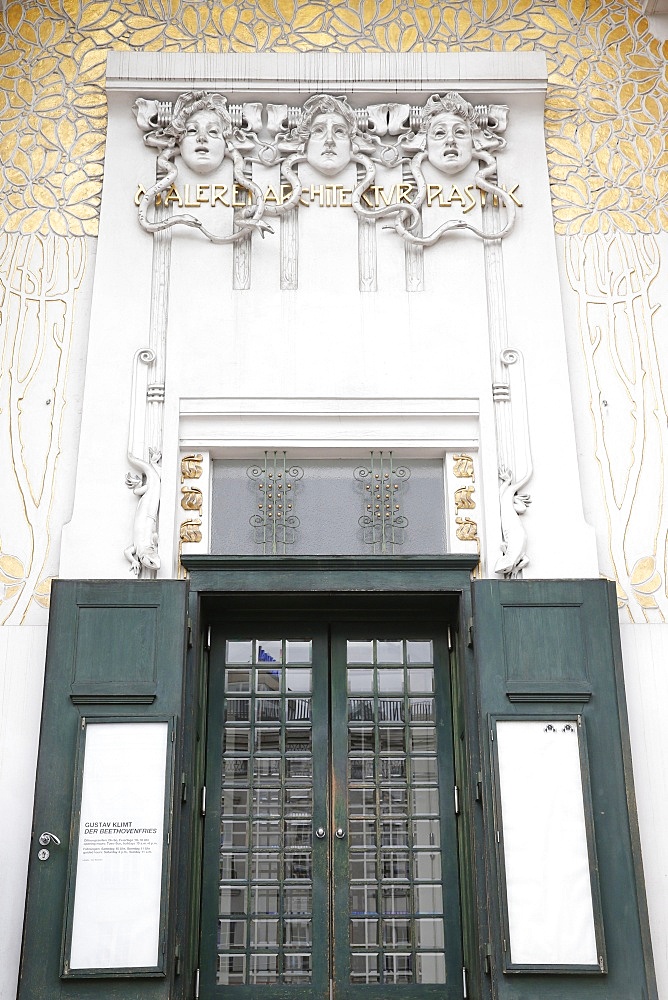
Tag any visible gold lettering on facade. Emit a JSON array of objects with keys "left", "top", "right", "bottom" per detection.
[
  {"left": 427, "top": 184, "right": 442, "bottom": 207},
  {"left": 310, "top": 185, "right": 326, "bottom": 206},
  {"left": 337, "top": 185, "right": 353, "bottom": 206},
  {"left": 308, "top": 184, "right": 337, "bottom": 206},
  {"left": 376, "top": 185, "right": 394, "bottom": 207},
  {"left": 232, "top": 184, "right": 246, "bottom": 207},
  {"left": 449, "top": 185, "right": 466, "bottom": 206},
  {"left": 164, "top": 185, "right": 183, "bottom": 207},
  {"left": 134, "top": 183, "right": 522, "bottom": 211},
  {"left": 183, "top": 183, "right": 200, "bottom": 207},
  {"left": 507, "top": 184, "right": 523, "bottom": 207}
]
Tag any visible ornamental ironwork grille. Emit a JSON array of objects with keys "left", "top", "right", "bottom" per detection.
[
  {"left": 211, "top": 457, "right": 443, "bottom": 556},
  {"left": 354, "top": 452, "right": 411, "bottom": 554},
  {"left": 247, "top": 452, "right": 304, "bottom": 554}
]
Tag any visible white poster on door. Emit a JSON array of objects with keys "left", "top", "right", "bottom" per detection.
[
  {"left": 496, "top": 720, "right": 599, "bottom": 967},
  {"left": 68, "top": 721, "right": 169, "bottom": 970}
]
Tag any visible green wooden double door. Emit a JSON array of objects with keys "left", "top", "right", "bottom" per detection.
[{"left": 201, "top": 621, "right": 462, "bottom": 1000}]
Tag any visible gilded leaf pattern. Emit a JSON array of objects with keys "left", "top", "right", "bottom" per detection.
[{"left": 0, "top": 0, "right": 665, "bottom": 235}]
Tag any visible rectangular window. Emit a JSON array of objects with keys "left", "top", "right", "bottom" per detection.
[{"left": 211, "top": 455, "right": 446, "bottom": 555}]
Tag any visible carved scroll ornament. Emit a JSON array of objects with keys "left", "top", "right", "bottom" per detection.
[
  {"left": 494, "top": 466, "right": 532, "bottom": 578},
  {"left": 492, "top": 347, "right": 533, "bottom": 579},
  {"left": 133, "top": 90, "right": 515, "bottom": 248},
  {"left": 124, "top": 348, "right": 161, "bottom": 577}
]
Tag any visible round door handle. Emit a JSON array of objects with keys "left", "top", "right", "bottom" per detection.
[
  {"left": 335, "top": 827, "right": 346, "bottom": 839},
  {"left": 315, "top": 827, "right": 326, "bottom": 839}
]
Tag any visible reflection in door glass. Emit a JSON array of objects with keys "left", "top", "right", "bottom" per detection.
[
  {"left": 346, "top": 639, "right": 447, "bottom": 985},
  {"left": 217, "top": 639, "right": 313, "bottom": 986}
]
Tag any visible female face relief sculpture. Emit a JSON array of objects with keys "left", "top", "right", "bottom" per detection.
[
  {"left": 420, "top": 93, "right": 479, "bottom": 176},
  {"left": 179, "top": 108, "right": 227, "bottom": 175},
  {"left": 298, "top": 95, "right": 358, "bottom": 178},
  {"left": 425, "top": 110, "right": 474, "bottom": 175},
  {"left": 305, "top": 111, "right": 353, "bottom": 176}
]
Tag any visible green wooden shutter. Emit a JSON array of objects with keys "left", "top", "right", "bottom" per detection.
[
  {"left": 472, "top": 579, "right": 656, "bottom": 999},
  {"left": 19, "top": 579, "right": 188, "bottom": 1000}
]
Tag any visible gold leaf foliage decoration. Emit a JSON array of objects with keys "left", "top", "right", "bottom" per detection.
[
  {"left": 0, "top": 0, "right": 665, "bottom": 236},
  {"left": 627, "top": 555, "right": 662, "bottom": 611},
  {"left": 0, "top": 549, "right": 26, "bottom": 603},
  {"left": 566, "top": 231, "right": 667, "bottom": 624},
  {"left": 0, "top": 233, "right": 86, "bottom": 624},
  {"left": 32, "top": 575, "right": 54, "bottom": 609}
]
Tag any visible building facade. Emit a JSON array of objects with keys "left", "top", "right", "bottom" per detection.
[{"left": 1, "top": 2, "right": 667, "bottom": 999}]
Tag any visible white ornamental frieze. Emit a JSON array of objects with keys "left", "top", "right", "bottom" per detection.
[{"left": 133, "top": 90, "right": 515, "bottom": 248}]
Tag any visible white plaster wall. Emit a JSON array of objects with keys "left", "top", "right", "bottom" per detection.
[
  {"left": 60, "top": 88, "right": 157, "bottom": 580},
  {"left": 0, "top": 627, "right": 47, "bottom": 1000},
  {"left": 497, "top": 90, "right": 597, "bottom": 578},
  {"left": 620, "top": 624, "right": 668, "bottom": 999}
]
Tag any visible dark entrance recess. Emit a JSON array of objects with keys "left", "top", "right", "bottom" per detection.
[
  {"left": 17, "top": 557, "right": 656, "bottom": 1000},
  {"left": 200, "top": 606, "right": 463, "bottom": 1000}
]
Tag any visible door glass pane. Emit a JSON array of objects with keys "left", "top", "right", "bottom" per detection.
[
  {"left": 218, "top": 954, "right": 245, "bottom": 985},
  {"left": 286, "top": 641, "right": 312, "bottom": 664},
  {"left": 217, "top": 638, "right": 314, "bottom": 985},
  {"left": 346, "top": 639, "right": 446, "bottom": 984},
  {"left": 351, "top": 952, "right": 379, "bottom": 983},
  {"left": 378, "top": 669, "right": 405, "bottom": 693}
]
